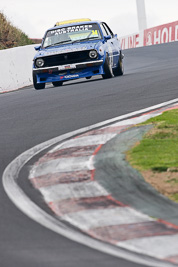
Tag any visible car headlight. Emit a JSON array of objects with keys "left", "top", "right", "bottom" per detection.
[
  {"left": 89, "top": 50, "right": 97, "bottom": 59},
  {"left": 36, "top": 58, "right": 45, "bottom": 68}
]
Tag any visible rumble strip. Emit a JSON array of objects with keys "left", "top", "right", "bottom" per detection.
[
  {"left": 29, "top": 103, "right": 178, "bottom": 266},
  {"left": 3, "top": 98, "right": 178, "bottom": 267}
]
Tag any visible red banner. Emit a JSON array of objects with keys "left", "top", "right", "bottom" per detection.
[
  {"left": 144, "top": 21, "right": 178, "bottom": 46},
  {"left": 119, "top": 33, "right": 141, "bottom": 50}
]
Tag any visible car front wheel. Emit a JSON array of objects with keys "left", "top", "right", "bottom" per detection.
[
  {"left": 33, "top": 72, "right": 45, "bottom": 90},
  {"left": 113, "top": 52, "right": 124, "bottom": 76},
  {"left": 102, "top": 54, "right": 114, "bottom": 79}
]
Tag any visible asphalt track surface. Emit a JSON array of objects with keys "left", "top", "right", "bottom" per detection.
[{"left": 0, "top": 42, "right": 178, "bottom": 267}]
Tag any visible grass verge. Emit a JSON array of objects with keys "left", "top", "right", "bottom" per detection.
[
  {"left": 127, "top": 108, "right": 178, "bottom": 202},
  {"left": 0, "top": 12, "right": 33, "bottom": 49}
]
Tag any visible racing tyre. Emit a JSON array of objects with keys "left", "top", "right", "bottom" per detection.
[
  {"left": 86, "top": 76, "right": 92, "bottom": 80},
  {"left": 113, "top": 52, "right": 124, "bottom": 76},
  {"left": 33, "top": 73, "right": 45, "bottom": 90},
  {"left": 102, "top": 54, "right": 113, "bottom": 79},
  {"left": 52, "top": 81, "right": 63, "bottom": 87}
]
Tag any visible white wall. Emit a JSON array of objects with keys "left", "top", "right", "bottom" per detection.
[
  {"left": 119, "top": 32, "right": 143, "bottom": 50},
  {"left": 0, "top": 44, "right": 36, "bottom": 93}
]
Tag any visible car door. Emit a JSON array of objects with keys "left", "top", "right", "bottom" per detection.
[
  {"left": 100, "top": 23, "right": 115, "bottom": 68},
  {"left": 102, "top": 22, "right": 120, "bottom": 67}
]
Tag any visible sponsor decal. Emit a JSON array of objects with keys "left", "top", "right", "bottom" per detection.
[
  {"left": 44, "top": 47, "right": 87, "bottom": 56},
  {"left": 58, "top": 64, "right": 76, "bottom": 71},
  {"left": 64, "top": 74, "right": 79, "bottom": 79},
  {"left": 91, "top": 30, "right": 98, "bottom": 36},
  {"left": 43, "top": 46, "right": 87, "bottom": 56},
  {"left": 51, "top": 25, "right": 93, "bottom": 35},
  {"left": 65, "top": 65, "right": 71, "bottom": 69}
]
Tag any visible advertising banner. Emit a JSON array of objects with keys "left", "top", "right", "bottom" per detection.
[
  {"left": 119, "top": 33, "right": 142, "bottom": 50},
  {"left": 119, "top": 20, "right": 178, "bottom": 50},
  {"left": 144, "top": 21, "right": 178, "bottom": 46}
]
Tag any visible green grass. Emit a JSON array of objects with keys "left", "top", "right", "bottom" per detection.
[
  {"left": 128, "top": 109, "right": 178, "bottom": 172},
  {"left": 141, "top": 109, "right": 178, "bottom": 126},
  {"left": 170, "top": 193, "right": 178, "bottom": 202}
]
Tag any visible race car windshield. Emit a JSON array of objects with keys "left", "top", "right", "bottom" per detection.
[{"left": 43, "top": 23, "right": 102, "bottom": 48}]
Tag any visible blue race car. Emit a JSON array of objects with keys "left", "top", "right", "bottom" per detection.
[{"left": 33, "top": 18, "right": 124, "bottom": 90}]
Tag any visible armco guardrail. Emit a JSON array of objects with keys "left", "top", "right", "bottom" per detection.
[
  {"left": 119, "top": 20, "right": 178, "bottom": 49},
  {"left": 0, "top": 44, "right": 36, "bottom": 93}
]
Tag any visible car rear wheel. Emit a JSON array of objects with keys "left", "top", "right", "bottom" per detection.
[
  {"left": 33, "top": 73, "right": 45, "bottom": 90},
  {"left": 113, "top": 52, "right": 124, "bottom": 76},
  {"left": 52, "top": 81, "right": 63, "bottom": 87},
  {"left": 102, "top": 54, "right": 114, "bottom": 79}
]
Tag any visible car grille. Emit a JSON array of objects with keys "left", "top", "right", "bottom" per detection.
[{"left": 37, "top": 50, "right": 93, "bottom": 68}]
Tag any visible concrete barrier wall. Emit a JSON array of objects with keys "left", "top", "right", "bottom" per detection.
[{"left": 0, "top": 44, "right": 36, "bottom": 93}]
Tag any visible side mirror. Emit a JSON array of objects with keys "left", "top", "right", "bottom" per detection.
[
  {"left": 104, "top": 35, "right": 112, "bottom": 41},
  {"left": 34, "top": 45, "right": 41, "bottom": 51},
  {"left": 114, "top": 34, "right": 118, "bottom": 38}
]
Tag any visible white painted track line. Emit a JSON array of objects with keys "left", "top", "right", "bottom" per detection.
[{"left": 118, "top": 234, "right": 178, "bottom": 259}]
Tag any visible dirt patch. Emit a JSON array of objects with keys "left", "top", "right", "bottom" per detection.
[
  {"left": 147, "top": 127, "right": 177, "bottom": 137},
  {"left": 140, "top": 170, "right": 178, "bottom": 201}
]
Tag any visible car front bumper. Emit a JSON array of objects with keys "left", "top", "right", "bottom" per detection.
[{"left": 33, "top": 59, "right": 104, "bottom": 83}]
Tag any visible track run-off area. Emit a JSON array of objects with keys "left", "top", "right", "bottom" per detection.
[{"left": 0, "top": 42, "right": 178, "bottom": 267}]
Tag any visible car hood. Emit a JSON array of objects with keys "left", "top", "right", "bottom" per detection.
[{"left": 35, "top": 40, "right": 103, "bottom": 58}]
